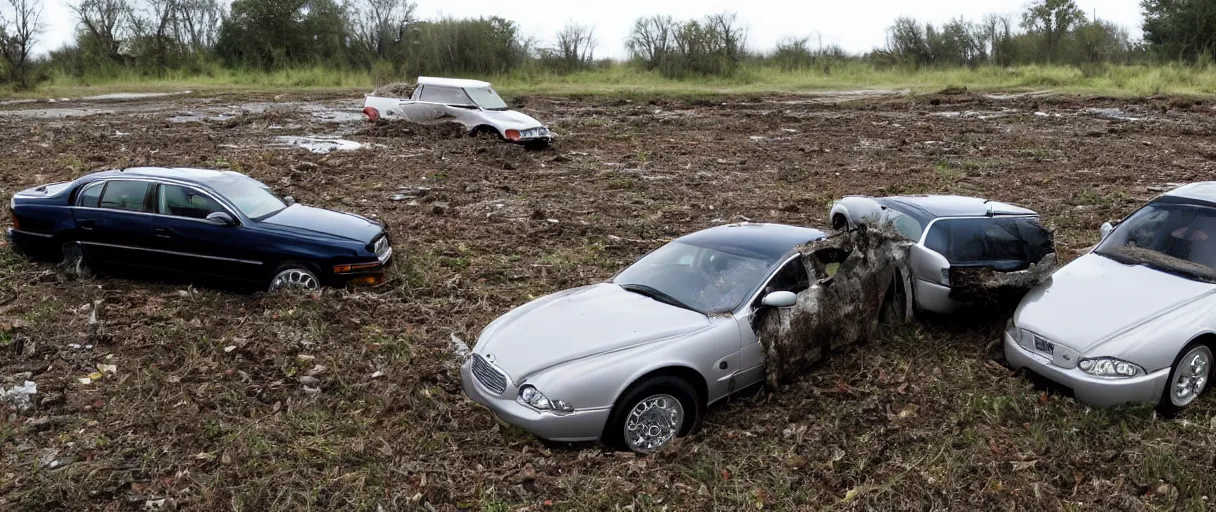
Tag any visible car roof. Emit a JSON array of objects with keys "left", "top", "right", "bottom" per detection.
[
  {"left": 417, "top": 76, "right": 492, "bottom": 89},
  {"left": 874, "top": 195, "right": 1035, "bottom": 222},
  {"left": 84, "top": 167, "right": 254, "bottom": 187},
  {"left": 676, "top": 223, "right": 827, "bottom": 261},
  {"left": 1162, "top": 182, "right": 1216, "bottom": 204}
]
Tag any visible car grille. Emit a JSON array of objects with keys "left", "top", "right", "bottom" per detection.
[
  {"left": 373, "top": 235, "right": 389, "bottom": 257},
  {"left": 471, "top": 354, "right": 508, "bottom": 395}
]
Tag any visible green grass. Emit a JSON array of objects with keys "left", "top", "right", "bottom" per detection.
[{"left": 17, "top": 61, "right": 1216, "bottom": 99}]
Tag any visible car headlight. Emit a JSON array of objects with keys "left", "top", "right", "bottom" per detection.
[
  {"left": 1078, "top": 357, "right": 1144, "bottom": 378},
  {"left": 518, "top": 385, "right": 574, "bottom": 413}
]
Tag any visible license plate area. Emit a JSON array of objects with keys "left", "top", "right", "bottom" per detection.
[{"left": 1034, "top": 336, "right": 1055, "bottom": 355}]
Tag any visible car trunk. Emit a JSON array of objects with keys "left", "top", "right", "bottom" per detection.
[{"left": 926, "top": 216, "right": 1058, "bottom": 307}]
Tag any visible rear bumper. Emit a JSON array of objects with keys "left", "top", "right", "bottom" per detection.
[
  {"left": 913, "top": 278, "right": 965, "bottom": 314},
  {"left": 1003, "top": 331, "right": 1169, "bottom": 407},
  {"left": 5, "top": 227, "right": 55, "bottom": 256}
]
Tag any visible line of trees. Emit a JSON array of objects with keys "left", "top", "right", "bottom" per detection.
[{"left": 3, "top": 0, "right": 1216, "bottom": 90}]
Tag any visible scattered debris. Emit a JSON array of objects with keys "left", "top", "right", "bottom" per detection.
[
  {"left": 948, "top": 254, "right": 1059, "bottom": 310},
  {"left": 274, "top": 136, "right": 363, "bottom": 154},
  {"left": 1, "top": 380, "right": 37, "bottom": 411},
  {"left": 756, "top": 224, "right": 912, "bottom": 386}
]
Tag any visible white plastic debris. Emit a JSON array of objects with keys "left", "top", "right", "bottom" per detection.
[
  {"left": 449, "top": 333, "right": 470, "bottom": 360},
  {"left": 1, "top": 380, "right": 37, "bottom": 411}
]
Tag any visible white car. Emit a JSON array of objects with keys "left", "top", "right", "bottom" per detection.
[
  {"left": 1006, "top": 182, "right": 1215, "bottom": 413},
  {"left": 362, "top": 77, "right": 553, "bottom": 148}
]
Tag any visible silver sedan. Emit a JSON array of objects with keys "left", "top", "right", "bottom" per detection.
[
  {"left": 1006, "top": 182, "right": 1216, "bottom": 413},
  {"left": 460, "top": 223, "right": 826, "bottom": 453},
  {"left": 830, "top": 194, "right": 1054, "bottom": 314}
]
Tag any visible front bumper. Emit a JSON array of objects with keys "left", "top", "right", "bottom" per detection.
[
  {"left": 332, "top": 247, "right": 393, "bottom": 287},
  {"left": 1003, "top": 331, "right": 1170, "bottom": 407},
  {"left": 459, "top": 357, "right": 611, "bottom": 442}
]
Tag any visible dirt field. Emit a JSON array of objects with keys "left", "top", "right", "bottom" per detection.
[{"left": 1, "top": 89, "right": 1215, "bottom": 511}]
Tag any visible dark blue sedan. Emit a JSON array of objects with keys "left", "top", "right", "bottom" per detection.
[{"left": 5, "top": 167, "right": 393, "bottom": 291}]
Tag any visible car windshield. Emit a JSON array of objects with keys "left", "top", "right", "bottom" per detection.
[
  {"left": 924, "top": 216, "right": 1054, "bottom": 270},
  {"left": 206, "top": 174, "right": 287, "bottom": 220},
  {"left": 464, "top": 87, "right": 508, "bottom": 110},
  {"left": 1095, "top": 201, "right": 1216, "bottom": 283},
  {"left": 613, "top": 241, "right": 778, "bottom": 314}
]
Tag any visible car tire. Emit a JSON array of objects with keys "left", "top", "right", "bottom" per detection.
[
  {"left": 57, "top": 242, "right": 92, "bottom": 279},
  {"left": 267, "top": 262, "right": 322, "bottom": 293},
  {"left": 879, "top": 271, "right": 909, "bottom": 325},
  {"left": 470, "top": 126, "right": 500, "bottom": 140},
  {"left": 1158, "top": 340, "right": 1213, "bottom": 416},
  {"left": 604, "top": 376, "right": 702, "bottom": 454},
  {"left": 832, "top": 214, "right": 848, "bottom": 231}
]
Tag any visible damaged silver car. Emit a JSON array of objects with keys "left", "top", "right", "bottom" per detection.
[
  {"left": 1007, "top": 183, "right": 1216, "bottom": 413},
  {"left": 460, "top": 223, "right": 908, "bottom": 453},
  {"left": 829, "top": 194, "right": 1055, "bottom": 314}
]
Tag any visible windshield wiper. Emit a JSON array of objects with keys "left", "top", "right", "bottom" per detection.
[{"left": 618, "top": 283, "right": 700, "bottom": 313}]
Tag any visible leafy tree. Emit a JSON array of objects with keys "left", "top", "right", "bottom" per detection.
[
  {"left": 1021, "top": 0, "right": 1086, "bottom": 62},
  {"left": 1142, "top": 0, "right": 1216, "bottom": 62},
  {"left": 0, "top": 0, "right": 45, "bottom": 88}
]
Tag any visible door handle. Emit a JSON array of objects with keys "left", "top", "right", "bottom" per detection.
[
  {"left": 79, "top": 220, "right": 95, "bottom": 231},
  {"left": 154, "top": 228, "right": 171, "bottom": 239}
]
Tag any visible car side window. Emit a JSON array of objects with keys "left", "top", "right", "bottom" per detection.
[
  {"left": 891, "top": 213, "right": 924, "bottom": 242},
  {"left": 98, "top": 180, "right": 151, "bottom": 212},
  {"left": 418, "top": 86, "right": 472, "bottom": 105},
  {"left": 763, "top": 258, "right": 810, "bottom": 296},
  {"left": 158, "top": 184, "right": 226, "bottom": 220},
  {"left": 76, "top": 182, "right": 104, "bottom": 208}
]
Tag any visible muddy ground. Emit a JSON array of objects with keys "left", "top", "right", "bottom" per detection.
[{"left": 1, "top": 89, "right": 1215, "bottom": 511}]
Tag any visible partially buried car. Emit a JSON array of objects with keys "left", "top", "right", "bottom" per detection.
[
  {"left": 461, "top": 223, "right": 861, "bottom": 454},
  {"left": 363, "top": 76, "right": 553, "bottom": 148},
  {"left": 829, "top": 194, "right": 1055, "bottom": 314},
  {"left": 1006, "top": 182, "right": 1216, "bottom": 413},
  {"left": 6, "top": 167, "right": 392, "bottom": 292}
]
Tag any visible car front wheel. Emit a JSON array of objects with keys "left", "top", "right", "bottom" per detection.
[
  {"left": 268, "top": 262, "right": 321, "bottom": 292},
  {"left": 605, "top": 376, "right": 701, "bottom": 454},
  {"left": 1160, "top": 341, "right": 1212, "bottom": 414},
  {"left": 58, "top": 242, "right": 92, "bottom": 278}
]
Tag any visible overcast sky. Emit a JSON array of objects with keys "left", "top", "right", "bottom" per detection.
[{"left": 35, "top": 0, "right": 1145, "bottom": 57}]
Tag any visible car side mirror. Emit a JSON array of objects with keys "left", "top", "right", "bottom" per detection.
[
  {"left": 760, "top": 291, "right": 797, "bottom": 308},
  {"left": 1099, "top": 221, "right": 1114, "bottom": 240},
  {"left": 206, "top": 212, "right": 236, "bottom": 226},
  {"left": 284, "top": 196, "right": 296, "bottom": 206}
]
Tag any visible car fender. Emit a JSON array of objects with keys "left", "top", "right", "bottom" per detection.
[
  {"left": 830, "top": 196, "right": 884, "bottom": 229},
  {"left": 521, "top": 318, "right": 739, "bottom": 411},
  {"left": 1093, "top": 293, "right": 1216, "bottom": 372}
]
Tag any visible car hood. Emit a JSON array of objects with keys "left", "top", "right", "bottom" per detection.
[
  {"left": 256, "top": 204, "right": 382, "bottom": 243},
  {"left": 478, "top": 109, "right": 544, "bottom": 129},
  {"left": 1016, "top": 253, "right": 1216, "bottom": 353},
  {"left": 474, "top": 283, "right": 712, "bottom": 381}
]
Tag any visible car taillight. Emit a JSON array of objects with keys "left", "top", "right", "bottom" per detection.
[
  {"left": 505, "top": 129, "right": 521, "bottom": 141},
  {"left": 10, "top": 214, "right": 18, "bottom": 230},
  {"left": 363, "top": 107, "right": 380, "bottom": 121}
]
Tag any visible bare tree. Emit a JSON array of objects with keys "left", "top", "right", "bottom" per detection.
[
  {"left": 0, "top": 0, "right": 44, "bottom": 88},
  {"left": 553, "top": 22, "right": 595, "bottom": 68},
  {"left": 70, "top": 0, "right": 130, "bottom": 61},
  {"left": 352, "top": 0, "right": 416, "bottom": 59},
  {"left": 174, "top": 0, "right": 222, "bottom": 50},
  {"left": 626, "top": 14, "right": 676, "bottom": 67},
  {"left": 704, "top": 11, "right": 745, "bottom": 61}
]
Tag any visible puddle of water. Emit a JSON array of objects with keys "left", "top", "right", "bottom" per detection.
[
  {"left": 79, "top": 91, "right": 192, "bottom": 102},
  {"left": 0, "top": 107, "right": 115, "bottom": 118},
  {"left": 931, "top": 109, "right": 1019, "bottom": 120},
  {"left": 167, "top": 111, "right": 236, "bottom": 123},
  {"left": 1084, "top": 107, "right": 1143, "bottom": 121},
  {"left": 274, "top": 136, "right": 363, "bottom": 154},
  {"left": 303, "top": 104, "right": 366, "bottom": 123}
]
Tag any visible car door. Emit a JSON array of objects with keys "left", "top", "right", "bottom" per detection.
[
  {"left": 396, "top": 85, "right": 461, "bottom": 123},
  {"left": 149, "top": 183, "right": 259, "bottom": 281},
  {"left": 732, "top": 256, "right": 811, "bottom": 390},
  {"left": 72, "top": 179, "right": 157, "bottom": 266}
]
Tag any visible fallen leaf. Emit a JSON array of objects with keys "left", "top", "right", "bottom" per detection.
[
  {"left": 87, "top": 372, "right": 103, "bottom": 380},
  {"left": 194, "top": 452, "right": 216, "bottom": 460},
  {"left": 721, "top": 469, "right": 732, "bottom": 480},
  {"left": 97, "top": 364, "right": 117, "bottom": 374},
  {"left": 898, "top": 404, "right": 918, "bottom": 419}
]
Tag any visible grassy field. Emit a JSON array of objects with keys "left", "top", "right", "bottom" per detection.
[{"left": 20, "top": 61, "right": 1216, "bottom": 99}]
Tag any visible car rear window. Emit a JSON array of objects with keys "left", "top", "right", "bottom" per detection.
[
  {"left": 77, "top": 182, "right": 104, "bottom": 208},
  {"left": 98, "top": 180, "right": 151, "bottom": 212},
  {"left": 924, "top": 217, "right": 1053, "bottom": 269},
  {"left": 417, "top": 86, "right": 473, "bottom": 106}
]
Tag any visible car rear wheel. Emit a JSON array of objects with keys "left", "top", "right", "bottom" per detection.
[
  {"left": 604, "top": 376, "right": 701, "bottom": 454},
  {"left": 57, "top": 242, "right": 92, "bottom": 278},
  {"left": 1159, "top": 342, "right": 1212, "bottom": 414},
  {"left": 832, "top": 214, "right": 848, "bottom": 231},
  {"left": 268, "top": 262, "right": 321, "bottom": 292}
]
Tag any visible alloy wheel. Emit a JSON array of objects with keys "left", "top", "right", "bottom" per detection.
[
  {"left": 1171, "top": 345, "right": 1212, "bottom": 407},
  {"left": 623, "top": 394, "right": 684, "bottom": 453},
  {"left": 269, "top": 268, "right": 320, "bottom": 292}
]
